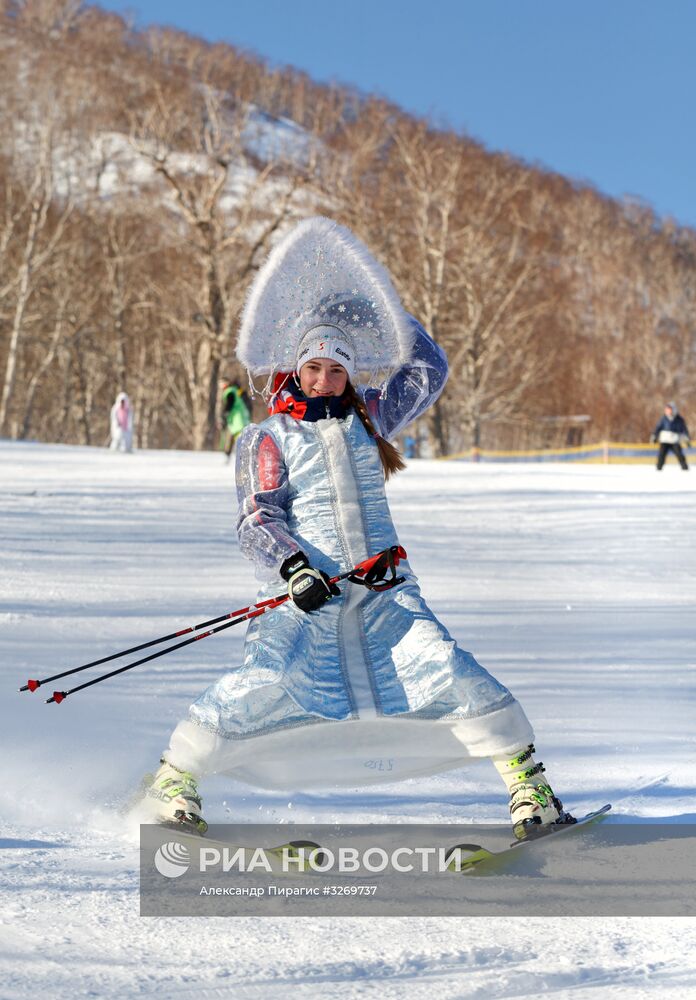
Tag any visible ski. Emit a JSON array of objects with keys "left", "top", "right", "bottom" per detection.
[
  {"left": 149, "top": 806, "right": 612, "bottom": 879},
  {"left": 444, "top": 804, "right": 612, "bottom": 874}
]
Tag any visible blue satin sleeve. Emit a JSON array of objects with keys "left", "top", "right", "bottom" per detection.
[{"left": 360, "top": 318, "right": 448, "bottom": 440}]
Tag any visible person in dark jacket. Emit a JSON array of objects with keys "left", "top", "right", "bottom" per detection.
[{"left": 651, "top": 402, "right": 690, "bottom": 470}]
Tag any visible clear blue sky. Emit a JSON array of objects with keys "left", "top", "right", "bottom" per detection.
[{"left": 96, "top": 0, "right": 696, "bottom": 228}]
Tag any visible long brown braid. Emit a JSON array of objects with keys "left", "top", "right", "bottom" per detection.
[{"left": 343, "top": 383, "right": 406, "bottom": 480}]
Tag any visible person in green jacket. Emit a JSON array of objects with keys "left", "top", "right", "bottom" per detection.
[{"left": 218, "top": 377, "right": 251, "bottom": 461}]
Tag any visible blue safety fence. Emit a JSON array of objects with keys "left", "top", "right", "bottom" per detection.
[{"left": 444, "top": 442, "right": 695, "bottom": 464}]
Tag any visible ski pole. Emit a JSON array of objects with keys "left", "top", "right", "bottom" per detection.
[
  {"left": 39, "top": 546, "right": 406, "bottom": 705},
  {"left": 19, "top": 594, "right": 292, "bottom": 693},
  {"left": 45, "top": 598, "right": 286, "bottom": 704},
  {"left": 22, "top": 544, "right": 407, "bottom": 694}
]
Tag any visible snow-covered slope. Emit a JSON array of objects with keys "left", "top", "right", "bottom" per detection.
[
  {"left": 52, "top": 103, "right": 318, "bottom": 204},
  {"left": 2, "top": 441, "right": 695, "bottom": 998}
]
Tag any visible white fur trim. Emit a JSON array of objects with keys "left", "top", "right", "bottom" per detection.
[
  {"left": 165, "top": 700, "right": 533, "bottom": 789},
  {"left": 317, "top": 417, "right": 377, "bottom": 718}
]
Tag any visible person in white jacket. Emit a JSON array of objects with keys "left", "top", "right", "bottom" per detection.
[{"left": 109, "top": 392, "right": 133, "bottom": 453}]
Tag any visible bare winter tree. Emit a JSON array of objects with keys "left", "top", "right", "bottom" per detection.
[
  {"left": 128, "top": 75, "right": 308, "bottom": 448},
  {"left": 2, "top": 0, "right": 696, "bottom": 452},
  {"left": 442, "top": 168, "right": 563, "bottom": 452},
  {"left": 12, "top": 0, "right": 84, "bottom": 35},
  {"left": 337, "top": 117, "right": 562, "bottom": 454},
  {"left": 546, "top": 189, "right": 696, "bottom": 439},
  {"left": 16, "top": 216, "right": 102, "bottom": 440},
  {"left": 0, "top": 125, "right": 74, "bottom": 437}
]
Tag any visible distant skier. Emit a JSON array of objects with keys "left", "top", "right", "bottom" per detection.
[
  {"left": 651, "top": 402, "right": 690, "bottom": 470},
  {"left": 137, "top": 218, "right": 575, "bottom": 842},
  {"left": 109, "top": 392, "right": 133, "bottom": 453},
  {"left": 218, "top": 377, "right": 251, "bottom": 462}
]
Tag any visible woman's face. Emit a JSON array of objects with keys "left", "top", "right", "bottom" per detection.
[{"left": 299, "top": 358, "right": 348, "bottom": 398}]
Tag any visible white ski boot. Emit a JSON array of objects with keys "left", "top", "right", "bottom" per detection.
[
  {"left": 494, "top": 744, "right": 575, "bottom": 840},
  {"left": 139, "top": 759, "right": 208, "bottom": 835}
]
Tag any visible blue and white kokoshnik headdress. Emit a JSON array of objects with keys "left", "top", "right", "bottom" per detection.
[{"left": 236, "top": 217, "right": 415, "bottom": 389}]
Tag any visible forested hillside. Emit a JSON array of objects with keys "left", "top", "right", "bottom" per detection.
[{"left": 2, "top": 0, "right": 695, "bottom": 453}]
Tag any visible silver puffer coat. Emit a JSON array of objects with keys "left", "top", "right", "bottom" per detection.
[{"left": 189, "top": 323, "right": 515, "bottom": 738}]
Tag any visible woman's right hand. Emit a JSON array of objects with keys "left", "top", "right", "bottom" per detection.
[{"left": 280, "top": 553, "right": 340, "bottom": 613}]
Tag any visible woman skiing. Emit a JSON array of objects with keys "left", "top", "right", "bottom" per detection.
[{"left": 140, "top": 218, "right": 574, "bottom": 841}]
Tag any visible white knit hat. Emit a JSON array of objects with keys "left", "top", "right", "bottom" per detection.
[
  {"left": 295, "top": 325, "right": 357, "bottom": 377},
  {"left": 236, "top": 217, "right": 414, "bottom": 381}
]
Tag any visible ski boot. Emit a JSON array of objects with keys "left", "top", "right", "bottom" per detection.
[
  {"left": 494, "top": 744, "right": 576, "bottom": 841},
  {"left": 140, "top": 759, "right": 208, "bottom": 835}
]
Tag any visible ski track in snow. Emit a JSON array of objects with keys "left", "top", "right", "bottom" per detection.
[{"left": 1, "top": 441, "right": 695, "bottom": 998}]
